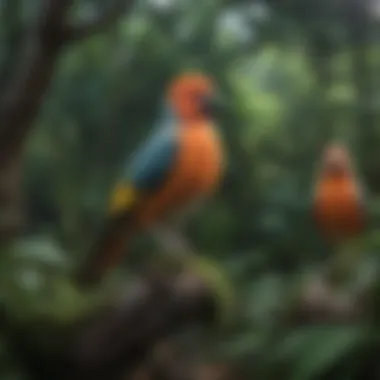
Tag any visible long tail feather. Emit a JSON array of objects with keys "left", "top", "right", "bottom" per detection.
[{"left": 74, "top": 214, "right": 135, "bottom": 289}]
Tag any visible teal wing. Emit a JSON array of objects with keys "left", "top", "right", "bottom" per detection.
[
  {"left": 125, "top": 117, "right": 178, "bottom": 193},
  {"left": 75, "top": 112, "right": 179, "bottom": 288},
  {"left": 108, "top": 108, "right": 178, "bottom": 216}
]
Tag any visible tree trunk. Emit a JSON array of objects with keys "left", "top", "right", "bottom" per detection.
[
  {"left": 0, "top": 153, "right": 24, "bottom": 238},
  {"left": 0, "top": 0, "right": 134, "bottom": 239}
]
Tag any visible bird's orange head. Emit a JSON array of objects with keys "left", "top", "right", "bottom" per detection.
[
  {"left": 166, "top": 72, "right": 220, "bottom": 120},
  {"left": 320, "top": 143, "right": 353, "bottom": 177}
]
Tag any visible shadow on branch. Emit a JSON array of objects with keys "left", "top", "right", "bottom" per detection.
[{"left": 0, "top": 270, "right": 218, "bottom": 380}]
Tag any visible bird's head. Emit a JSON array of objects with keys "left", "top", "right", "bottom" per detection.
[
  {"left": 166, "top": 72, "right": 222, "bottom": 121},
  {"left": 321, "top": 143, "right": 353, "bottom": 177}
]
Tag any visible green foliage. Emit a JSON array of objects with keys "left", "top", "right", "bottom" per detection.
[
  {"left": 2, "top": 0, "right": 380, "bottom": 378},
  {"left": 274, "top": 326, "right": 365, "bottom": 380}
]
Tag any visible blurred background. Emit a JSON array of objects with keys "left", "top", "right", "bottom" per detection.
[{"left": 1, "top": 0, "right": 380, "bottom": 379}]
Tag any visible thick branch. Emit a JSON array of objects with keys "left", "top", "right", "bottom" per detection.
[
  {"left": 68, "top": 272, "right": 216, "bottom": 380},
  {"left": 0, "top": 0, "right": 135, "bottom": 170},
  {"left": 0, "top": 0, "right": 72, "bottom": 168},
  {"left": 64, "top": 0, "right": 134, "bottom": 42},
  {"left": 0, "top": 0, "right": 74, "bottom": 237},
  {"left": 0, "top": 0, "right": 135, "bottom": 237},
  {"left": 1, "top": 271, "right": 217, "bottom": 380}
]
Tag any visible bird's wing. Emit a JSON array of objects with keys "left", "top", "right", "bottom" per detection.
[
  {"left": 128, "top": 123, "right": 178, "bottom": 191},
  {"left": 108, "top": 120, "right": 178, "bottom": 216},
  {"left": 75, "top": 114, "right": 179, "bottom": 287}
]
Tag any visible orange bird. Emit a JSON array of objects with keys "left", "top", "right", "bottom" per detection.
[
  {"left": 313, "top": 143, "right": 365, "bottom": 244},
  {"left": 75, "top": 72, "right": 225, "bottom": 288}
]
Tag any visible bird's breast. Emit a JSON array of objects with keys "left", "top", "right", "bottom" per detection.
[
  {"left": 137, "top": 123, "right": 224, "bottom": 225},
  {"left": 314, "top": 180, "right": 359, "bottom": 212},
  {"left": 176, "top": 124, "right": 224, "bottom": 193},
  {"left": 314, "top": 178, "right": 364, "bottom": 238}
]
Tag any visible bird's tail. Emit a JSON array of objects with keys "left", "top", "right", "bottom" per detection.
[{"left": 74, "top": 213, "right": 136, "bottom": 289}]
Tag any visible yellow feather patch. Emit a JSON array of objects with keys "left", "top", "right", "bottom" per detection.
[{"left": 108, "top": 184, "right": 139, "bottom": 215}]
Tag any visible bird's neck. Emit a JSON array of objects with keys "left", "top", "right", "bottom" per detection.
[
  {"left": 325, "top": 171, "right": 352, "bottom": 180},
  {"left": 318, "top": 174, "right": 355, "bottom": 189},
  {"left": 179, "top": 116, "right": 213, "bottom": 126}
]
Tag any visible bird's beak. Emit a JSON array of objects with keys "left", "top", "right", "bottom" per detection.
[{"left": 200, "top": 94, "right": 225, "bottom": 117}]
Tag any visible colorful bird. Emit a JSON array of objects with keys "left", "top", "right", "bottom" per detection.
[
  {"left": 313, "top": 142, "right": 365, "bottom": 245},
  {"left": 75, "top": 72, "right": 225, "bottom": 287}
]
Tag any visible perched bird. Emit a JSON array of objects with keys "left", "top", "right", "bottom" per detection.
[
  {"left": 75, "top": 72, "right": 225, "bottom": 288},
  {"left": 313, "top": 143, "right": 365, "bottom": 244}
]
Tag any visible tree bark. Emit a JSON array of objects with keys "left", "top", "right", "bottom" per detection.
[
  {"left": 1, "top": 271, "right": 217, "bottom": 380},
  {"left": 0, "top": 0, "right": 134, "bottom": 239}
]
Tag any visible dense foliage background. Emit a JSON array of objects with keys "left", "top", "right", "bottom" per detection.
[{"left": 1, "top": 0, "right": 380, "bottom": 379}]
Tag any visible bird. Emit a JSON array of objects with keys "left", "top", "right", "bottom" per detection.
[
  {"left": 313, "top": 142, "right": 365, "bottom": 245},
  {"left": 75, "top": 72, "right": 226, "bottom": 288}
]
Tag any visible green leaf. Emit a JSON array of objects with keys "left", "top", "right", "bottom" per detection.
[{"left": 275, "top": 326, "right": 365, "bottom": 380}]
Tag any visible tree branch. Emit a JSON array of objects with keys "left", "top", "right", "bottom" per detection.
[
  {"left": 0, "top": 0, "right": 135, "bottom": 170},
  {"left": 64, "top": 0, "right": 135, "bottom": 42},
  {"left": 0, "top": 0, "right": 135, "bottom": 236},
  {"left": 68, "top": 271, "right": 216, "bottom": 380},
  {"left": 1, "top": 271, "right": 217, "bottom": 380},
  {"left": 0, "top": 0, "right": 72, "bottom": 169},
  {"left": 0, "top": 0, "right": 74, "bottom": 236}
]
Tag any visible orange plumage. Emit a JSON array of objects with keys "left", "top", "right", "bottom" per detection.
[
  {"left": 135, "top": 72, "right": 224, "bottom": 226},
  {"left": 136, "top": 119, "right": 223, "bottom": 226},
  {"left": 313, "top": 143, "right": 365, "bottom": 243},
  {"left": 75, "top": 72, "right": 225, "bottom": 287}
]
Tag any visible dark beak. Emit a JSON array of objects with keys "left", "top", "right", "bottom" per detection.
[{"left": 200, "top": 94, "right": 225, "bottom": 117}]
